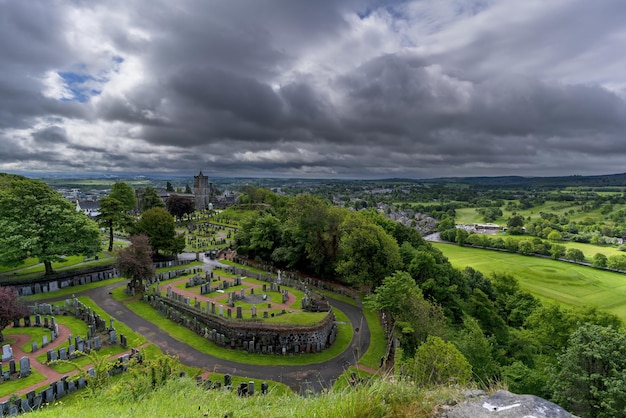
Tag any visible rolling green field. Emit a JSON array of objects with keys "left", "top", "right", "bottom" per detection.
[
  {"left": 434, "top": 243, "right": 626, "bottom": 320},
  {"left": 455, "top": 200, "right": 626, "bottom": 226}
]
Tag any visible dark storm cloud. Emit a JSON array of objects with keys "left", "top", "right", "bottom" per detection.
[
  {"left": 2, "top": 0, "right": 626, "bottom": 177},
  {"left": 32, "top": 126, "right": 69, "bottom": 145}
]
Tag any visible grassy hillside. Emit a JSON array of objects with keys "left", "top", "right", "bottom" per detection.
[
  {"left": 28, "top": 374, "right": 468, "bottom": 418},
  {"left": 434, "top": 243, "right": 626, "bottom": 320}
]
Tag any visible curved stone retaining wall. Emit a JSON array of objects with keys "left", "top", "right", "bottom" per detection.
[{"left": 147, "top": 294, "right": 338, "bottom": 354}]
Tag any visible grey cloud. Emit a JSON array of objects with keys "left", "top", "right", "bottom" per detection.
[{"left": 32, "top": 126, "right": 69, "bottom": 144}]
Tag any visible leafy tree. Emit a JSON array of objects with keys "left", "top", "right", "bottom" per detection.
[
  {"left": 165, "top": 181, "right": 174, "bottom": 192},
  {"left": 97, "top": 196, "right": 134, "bottom": 251},
  {"left": 365, "top": 271, "right": 446, "bottom": 354},
  {"left": 436, "top": 216, "right": 455, "bottom": 232},
  {"left": 453, "top": 316, "right": 500, "bottom": 385},
  {"left": 336, "top": 212, "right": 401, "bottom": 287},
  {"left": 0, "top": 174, "right": 101, "bottom": 275},
  {"left": 550, "top": 244, "right": 566, "bottom": 260},
  {"left": 404, "top": 336, "right": 472, "bottom": 386},
  {"left": 517, "top": 240, "right": 533, "bottom": 255},
  {"left": 547, "top": 230, "right": 562, "bottom": 242},
  {"left": 565, "top": 248, "right": 585, "bottom": 262},
  {"left": 184, "top": 183, "right": 192, "bottom": 194},
  {"left": 165, "top": 195, "right": 195, "bottom": 221},
  {"left": 0, "top": 286, "right": 28, "bottom": 342},
  {"left": 116, "top": 235, "right": 155, "bottom": 290},
  {"left": 109, "top": 182, "right": 137, "bottom": 212},
  {"left": 247, "top": 212, "right": 283, "bottom": 261},
  {"left": 455, "top": 228, "right": 469, "bottom": 246},
  {"left": 592, "top": 252, "right": 608, "bottom": 268},
  {"left": 133, "top": 207, "right": 184, "bottom": 256},
  {"left": 551, "top": 324, "right": 626, "bottom": 418},
  {"left": 140, "top": 187, "right": 165, "bottom": 212},
  {"left": 607, "top": 254, "right": 626, "bottom": 270}
]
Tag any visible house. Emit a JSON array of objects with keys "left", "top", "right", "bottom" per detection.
[{"left": 76, "top": 200, "right": 100, "bottom": 218}]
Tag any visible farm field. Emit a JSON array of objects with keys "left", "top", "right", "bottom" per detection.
[
  {"left": 455, "top": 200, "right": 626, "bottom": 226},
  {"left": 433, "top": 243, "right": 626, "bottom": 321}
]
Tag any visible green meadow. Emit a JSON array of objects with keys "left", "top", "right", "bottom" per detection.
[{"left": 434, "top": 243, "right": 626, "bottom": 321}]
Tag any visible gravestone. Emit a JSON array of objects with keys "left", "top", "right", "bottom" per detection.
[
  {"left": 9, "top": 359, "right": 16, "bottom": 374},
  {"left": 68, "top": 344, "right": 75, "bottom": 358},
  {"left": 44, "top": 317, "right": 49, "bottom": 328},
  {"left": 2, "top": 344, "right": 12, "bottom": 361},
  {"left": 35, "top": 314, "right": 42, "bottom": 327},
  {"left": 19, "top": 357, "right": 30, "bottom": 377},
  {"left": 21, "top": 398, "right": 31, "bottom": 413},
  {"left": 59, "top": 347, "right": 67, "bottom": 360},
  {"left": 120, "top": 334, "right": 127, "bottom": 348},
  {"left": 55, "top": 381, "right": 65, "bottom": 398},
  {"left": 224, "top": 374, "right": 231, "bottom": 387},
  {"left": 110, "top": 330, "right": 117, "bottom": 344},
  {"left": 31, "top": 342, "right": 38, "bottom": 353},
  {"left": 50, "top": 350, "right": 58, "bottom": 362},
  {"left": 251, "top": 306, "right": 257, "bottom": 318},
  {"left": 248, "top": 381, "right": 255, "bottom": 396},
  {"left": 32, "top": 394, "right": 42, "bottom": 410},
  {"left": 236, "top": 307, "right": 242, "bottom": 319},
  {"left": 94, "top": 336, "right": 101, "bottom": 350},
  {"left": 42, "top": 335, "right": 48, "bottom": 347},
  {"left": 261, "top": 382, "right": 268, "bottom": 394}
]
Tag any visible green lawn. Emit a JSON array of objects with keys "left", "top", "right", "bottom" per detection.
[
  {"left": 434, "top": 243, "right": 626, "bottom": 320},
  {"left": 0, "top": 370, "right": 47, "bottom": 398},
  {"left": 23, "top": 277, "right": 127, "bottom": 302},
  {"left": 358, "top": 308, "right": 387, "bottom": 370}
]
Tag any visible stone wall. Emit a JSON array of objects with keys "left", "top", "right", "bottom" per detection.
[
  {"left": 147, "top": 294, "right": 338, "bottom": 355},
  {"left": 4, "top": 259, "right": 193, "bottom": 297}
]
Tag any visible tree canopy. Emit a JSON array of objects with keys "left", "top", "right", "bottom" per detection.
[
  {"left": 116, "top": 234, "right": 155, "bottom": 290},
  {"left": 97, "top": 196, "right": 134, "bottom": 251},
  {"left": 109, "top": 182, "right": 137, "bottom": 212},
  {"left": 134, "top": 207, "right": 184, "bottom": 256},
  {"left": 0, "top": 174, "right": 101, "bottom": 274},
  {"left": 140, "top": 187, "right": 165, "bottom": 212},
  {"left": 165, "top": 195, "right": 195, "bottom": 221},
  {"left": 0, "top": 286, "right": 28, "bottom": 342}
]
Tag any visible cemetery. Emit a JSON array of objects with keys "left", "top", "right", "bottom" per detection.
[{"left": 146, "top": 266, "right": 339, "bottom": 354}]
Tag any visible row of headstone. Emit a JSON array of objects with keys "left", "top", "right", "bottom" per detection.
[{"left": 15, "top": 268, "right": 119, "bottom": 297}]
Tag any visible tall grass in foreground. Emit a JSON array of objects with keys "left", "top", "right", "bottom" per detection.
[{"left": 28, "top": 375, "right": 471, "bottom": 418}]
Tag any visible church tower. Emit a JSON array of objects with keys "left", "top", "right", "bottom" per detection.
[{"left": 193, "top": 170, "right": 209, "bottom": 210}]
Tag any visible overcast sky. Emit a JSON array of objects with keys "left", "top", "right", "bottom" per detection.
[{"left": 2, "top": 0, "right": 626, "bottom": 179}]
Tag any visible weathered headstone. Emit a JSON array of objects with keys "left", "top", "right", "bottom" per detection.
[
  {"left": 19, "top": 357, "right": 30, "bottom": 377},
  {"left": 261, "top": 382, "right": 268, "bottom": 394},
  {"left": 236, "top": 306, "right": 242, "bottom": 319},
  {"left": 110, "top": 330, "right": 117, "bottom": 344},
  {"left": 59, "top": 348, "right": 67, "bottom": 360},
  {"left": 224, "top": 374, "right": 232, "bottom": 387},
  {"left": 94, "top": 336, "right": 101, "bottom": 350},
  {"left": 248, "top": 381, "right": 255, "bottom": 396},
  {"left": 31, "top": 342, "right": 38, "bottom": 353},
  {"left": 2, "top": 344, "right": 13, "bottom": 361},
  {"left": 9, "top": 359, "right": 16, "bottom": 374}
]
